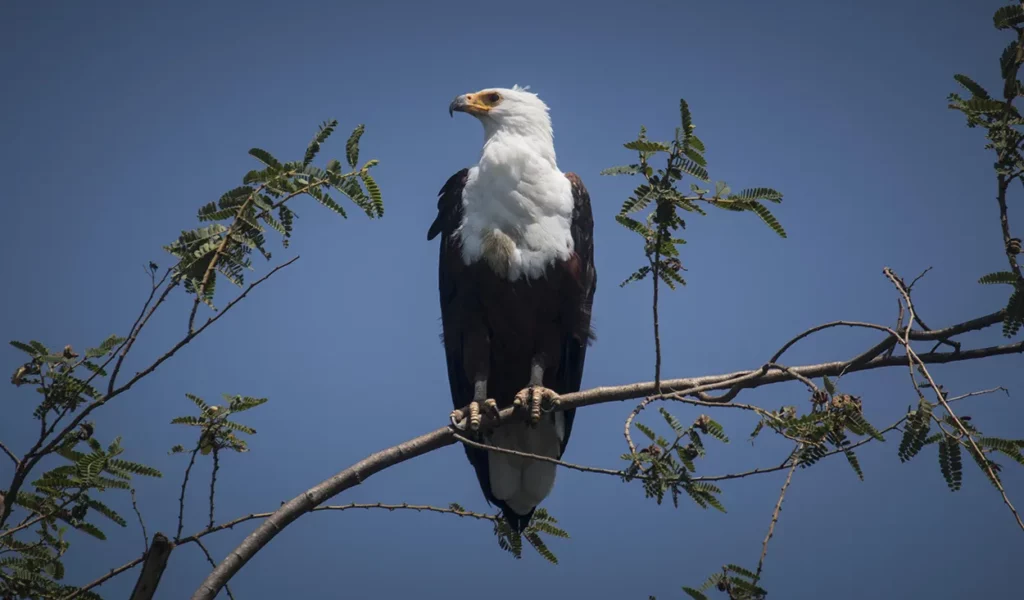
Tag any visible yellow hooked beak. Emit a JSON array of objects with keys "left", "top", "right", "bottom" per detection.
[{"left": 449, "top": 90, "right": 501, "bottom": 117}]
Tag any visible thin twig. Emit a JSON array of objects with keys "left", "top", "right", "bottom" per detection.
[
  {"left": 177, "top": 446, "right": 200, "bottom": 542},
  {"left": 107, "top": 267, "right": 173, "bottom": 396},
  {"left": 69, "top": 502, "right": 500, "bottom": 599},
  {"left": 131, "top": 488, "right": 149, "bottom": 554},
  {"left": 64, "top": 555, "right": 146, "bottom": 600},
  {"left": 0, "top": 442, "right": 19, "bottom": 468},
  {"left": 452, "top": 432, "right": 634, "bottom": 479},
  {"left": 25, "top": 256, "right": 299, "bottom": 490},
  {"left": 209, "top": 449, "right": 219, "bottom": 529},
  {"left": 754, "top": 452, "right": 799, "bottom": 583},
  {"left": 194, "top": 539, "right": 236, "bottom": 600}
]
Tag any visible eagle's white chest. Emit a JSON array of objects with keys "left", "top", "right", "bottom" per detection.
[{"left": 456, "top": 146, "right": 575, "bottom": 281}]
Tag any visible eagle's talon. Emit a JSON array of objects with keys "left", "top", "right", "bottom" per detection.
[
  {"left": 450, "top": 408, "right": 467, "bottom": 430},
  {"left": 482, "top": 398, "right": 500, "bottom": 422},
  {"left": 515, "top": 385, "right": 558, "bottom": 426},
  {"left": 540, "top": 389, "right": 561, "bottom": 413},
  {"left": 468, "top": 401, "right": 483, "bottom": 431}
]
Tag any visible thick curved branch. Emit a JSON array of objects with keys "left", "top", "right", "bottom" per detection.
[{"left": 192, "top": 315, "right": 1023, "bottom": 599}]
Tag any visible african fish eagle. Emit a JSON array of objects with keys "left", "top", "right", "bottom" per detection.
[{"left": 427, "top": 85, "right": 597, "bottom": 532}]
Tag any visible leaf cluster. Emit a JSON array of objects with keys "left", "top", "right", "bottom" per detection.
[
  {"left": 978, "top": 271, "right": 1024, "bottom": 336},
  {"left": 683, "top": 564, "right": 767, "bottom": 600},
  {"left": 164, "top": 121, "right": 383, "bottom": 310},
  {"left": 480, "top": 506, "right": 568, "bottom": 565},
  {"left": 9, "top": 337, "right": 123, "bottom": 419},
  {"left": 169, "top": 393, "right": 268, "bottom": 456},
  {"left": 950, "top": 4, "right": 1024, "bottom": 338},
  {"left": 622, "top": 409, "right": 729, "bottom": 511},
  {"left": 750, "top": 377, "right": 883, "bottom": 481},
  {"left": 602, "top": 100, "right": 785, "bottom": 289},
  {"left": 897, "top": 388, "right": 1024, "bottom": 491},
  {"left": 2, "top": 435, "right": 158, "bottom": 599}
]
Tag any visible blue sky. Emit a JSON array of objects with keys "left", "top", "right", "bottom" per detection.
[{"left": 1, "top": 0, "right": 1021, "bottom": 598}]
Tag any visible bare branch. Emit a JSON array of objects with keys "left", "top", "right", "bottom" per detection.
[
  {"left": 209, "top": 449, "right": 219, "bottom": 529},
  {"left": 194, "top": 539, "right": 236, "bottom": 600},
  {"left": 177, "top": 446, "right": 200, "bottom": 542},
  {"left": 131, "top": 488, "right": 149, "bottom": 554},
  {"left": 0, "top": 441, "right": 19, "bottom": 468},
  {"left": 755, "top": 452, "right": 799, "bottom": 583},
  {"left": 63, "top": 555, "right": 146, "bottom": 600}
]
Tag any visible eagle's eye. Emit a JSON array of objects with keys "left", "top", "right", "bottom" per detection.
[{"left": 487, "top": 92, "right": 501, "bottom": 104}]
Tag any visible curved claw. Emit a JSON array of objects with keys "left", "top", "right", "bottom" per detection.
[{"left": 450, "top": 408, "right": 467, "bottom": 430}]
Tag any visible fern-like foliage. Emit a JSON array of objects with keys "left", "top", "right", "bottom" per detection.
[
  {"left": 1, "top": 431, "right": 159, "bottom": 599},
  {"left": 621, "top": 410, "right": 729, "bottom": 511},
  {"left": 685, "top": 565, "right": 767, "bottom": 600},
  {"left": 170, "top": 393, "right": 268, "bottom": 455},
  {"left": 603, "top": 100, "right": 785, "bottom": 289},
  {"left": 950, "top": 5, "right": 1024, "bottom": 339},
  {"left": 488, "top": 507, "right": 568, "bottom": 564},
  {"left": 164, "top": 120, "right": 383, "bottom": 310}
]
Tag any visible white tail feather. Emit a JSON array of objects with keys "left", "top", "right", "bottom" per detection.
[{"left": 486, "top": 413, "right": 564, "bottom": 515}]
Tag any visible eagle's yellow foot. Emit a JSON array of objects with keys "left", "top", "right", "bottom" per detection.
[
  {"left": 514, "top": 386, "right": 560, "bottom": 426},
  {"left": 450, "top": 399, "right": 499, "bottom": 431}
]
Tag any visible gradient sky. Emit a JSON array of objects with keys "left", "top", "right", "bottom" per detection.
[{"left": 2, "top": 1, "right": 1022, "bottom": 598}]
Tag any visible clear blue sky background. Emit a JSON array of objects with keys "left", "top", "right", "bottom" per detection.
[{"left": 2, "top": 1, "right": 1022, "bottom": 598}]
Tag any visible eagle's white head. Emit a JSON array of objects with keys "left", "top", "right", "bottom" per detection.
[{"left": 449, "top": 85, "right": 553, "bottom": 148}]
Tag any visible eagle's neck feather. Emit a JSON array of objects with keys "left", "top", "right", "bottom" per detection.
[{"left": 457, "top": 130, "right": 574, "bottom": 281}]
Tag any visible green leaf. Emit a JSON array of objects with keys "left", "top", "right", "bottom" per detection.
[
  {"left": 360, "top": 172, "right": 384, "bottom": 218},
  {"left": 980, "top": 271, "right": 1022, "bottom": 285},
  {"left": 346, "top": 124, "right": 366, "bottom": 168},
  {"left": 635, "top": 422, "right": 657, "bottom": 442},
  {"left": 953, "top": 74, "right": 991, "bottom": 99},
  {"left": 682, "top": 588, "right": 709, "bottom": 600},
  {"left": 725, "top": 564, "right": 757, "bottom": 579},
  {"left": 9, "top": 340, "right": 38, "bottom": 355},
  {"left": 734, "top": 187, "right": 784, "bottom": 203},
  {"left": 679, "top": 99, "right": 694, "bottom": 140},
  {"left": 304, "top": 119, "right": 338, "bottom": 166},
  {"left": 600, "top": 164, "right": 640, "bottom": 176},
  {"left": 624, "top": 140, "right": 671, "bottom": 153},
  {"left": 524, "top": 531, "right": 558, "bottom": 564},
  {"left": 843, "top": 448, "right": 864, "bottom": 481},
  {"left": 679, "top": 158, "right": 709, "bottom": 182},
  {"left": 823, "top": 375, "right": 836, "bottom": 395},
  {"left": 248, "top": 148, "right": 281, "bottom": 168},
  {"left": 620, "top": 266, "right": 652, "bottom": 287},
  {"left": 171, "top": 416, "right": 204, "bottom": 427},
  {"left": 72, "top": 521, "right": 107, "bottom": 540},
  {"left": 308, "top": 186, "right": 348, "bottom": 218},
  {"left": 994, "top": 4, "right": 1024, "bottom": 29},
  {"left": 615, "top": 214, "right": 655, "bottom": 238},
  {"left": 745, "top": 202, "right": 787, "bottom": 238},
  {"left": 1003, "top": 288, "right": 1024, "bottom": 337},
  {"left": 86, "top": 499, "right": 127, "bottom": 527},
  {"left": 938, "top": 436, "right": 963, "bottom": 492}
]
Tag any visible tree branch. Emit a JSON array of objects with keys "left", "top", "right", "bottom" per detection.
[
  {"left": 754, "top": 453, "right": 799, "bottom": 583},
  {"left": 191, "top": 307, "right": 1022, "bottom": 599},
  {"left": 0, "top": 441, "right": 18, "bottom": 468},
  {"left": 131, "top": 488, "right": 149, "bottom": 554},
  {"left": 177, "top": 446, "right": 200, "bottom": 542}
]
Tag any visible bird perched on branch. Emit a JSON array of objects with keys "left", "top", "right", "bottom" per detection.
[{"left": 428, "top": 85, "right": 597, "bottom": 532}]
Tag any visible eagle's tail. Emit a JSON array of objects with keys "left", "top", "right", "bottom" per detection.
[{"left": 485, "top": 418, "right": 562, "bottom": 533}]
